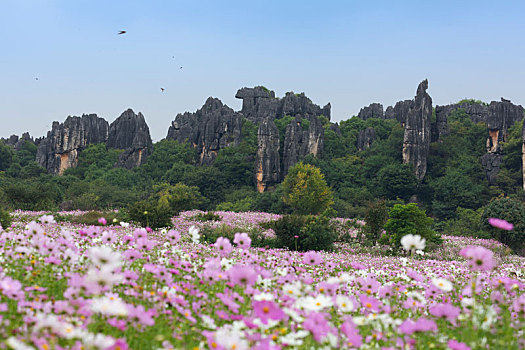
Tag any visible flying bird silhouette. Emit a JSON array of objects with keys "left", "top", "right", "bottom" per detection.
[
  {"left": 118, "top": 30, "right": 126, "bottom": 35},
  {"left": 160, "top": 88, "right": 165, "bottom": 92},
  {"left": 179, "top": 66, "right": 183, "bottom": 70},
  {"left": 35, "top": 77, "right": 38, "bottom": 81}
]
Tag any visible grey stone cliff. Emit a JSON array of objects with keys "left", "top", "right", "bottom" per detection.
[
  {"left": 166, "top": 97, "right": 243, "bottom": 165},
  {"left": 254, "top": 119, "right": 281, "bottom": 192},
  {"left": 402, "top": 79, "right": 432, "bottom": 182},
  {"left": 107, "top": 109, "right": 153, "bottom": 169},
  {"left": 282, "top": 115, "right": 324, "bottom": 176},
  {"left": 35, "top": 109, "right": 153, "bottom": 174},
  {"left": 358, "top": 103, "right": 383, "bottom": 120}
]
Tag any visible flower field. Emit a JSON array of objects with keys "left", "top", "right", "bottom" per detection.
[{"left": 0, "top": 211, "right": 524, "bottom": 349}]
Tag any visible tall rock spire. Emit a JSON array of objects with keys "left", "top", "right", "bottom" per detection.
[{"left": 402, "top": 79, "right": 432, "bottom": 182}]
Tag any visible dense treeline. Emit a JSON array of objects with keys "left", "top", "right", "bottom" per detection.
[{"left": 1, "top": 107, "right": 525, "bottom": 232}]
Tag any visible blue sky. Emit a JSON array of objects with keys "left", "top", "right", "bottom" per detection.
[{"left": 1, "top": 0, "right": 525, "bottom": 141}]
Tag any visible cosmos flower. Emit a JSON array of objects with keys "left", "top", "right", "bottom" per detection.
[
  {"left": 429, "top": 303, "right": 461, "bottom": 324},
  {"left": 189, "top": 225, "right": 200, "bottom": 244},
  {"left": 400, "top": 234, "right": 426, "bottom": 252},
  {"left": 460, "top": 246, "right": 495, "bottom": 271},
  {"left": 214, "top": 237, "right": 233, "bottom": 257},
  {"left": 252, "top": 300, "right": 286, "bottom": 324},
  {"left": 233, "top": 232, "right": 251, "bottom": 249},
  {"left": 303, "top": 251, "right": 323, "bottom": 266},
  {"left": 488, "top": 217, "right": 513, "bottom": 231},
  {"left": 432, "top": 277, "right": 453, "bottom": 292},
  {"left": 228, "top": 264, "right": 258, "bottom": 287}
]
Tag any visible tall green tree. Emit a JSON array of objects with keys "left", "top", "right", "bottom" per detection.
[{"left": 281, "top": 162, "right": 334, "bottom": 215}]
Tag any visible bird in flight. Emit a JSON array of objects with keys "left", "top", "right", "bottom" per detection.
[
  {"left": 118, "top": 30, "right": 127, "bottom": 35},
  {"left": 35, "top": 77, "right": 38, "bottom": 81},
  {"left": 160, "top": 88, "right": 165, "bottom": 92},
  {"left": 179, "top": 66, "right": 183, "bottom": 70}
]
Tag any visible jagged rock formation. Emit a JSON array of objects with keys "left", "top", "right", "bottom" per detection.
[
  {"left": 357, "top": 127, "right": 376, "bottom": 150},
  {"left": 385, "top": 100, "right": 413, "bottom": 124},
  {"left": 435, "top": 98, "right": 524, "bottom": 184},
  {"left": 166, "top": 97, "right": 243, "bottom": 165},
  {"left": 235, "top": 87, "right": 279, "bottom": 123},
  {"left": 107, "top": 109, "right": 153, "bottom": 169},
  {"left": 36, "top": 110, "right": 152, "bottom": 174},
  {"left": 168, "top": 88, "right": 329, "bottom": 191},
  {"left": 2, "top": 132, "right": 36, "bottom": 151},
  {"left": 235, "top": 87, "right": 330, "bottom": 123},
  {"left": 402, "top": 79, "right": 432, "bottom": 182},
  {"left": 36, "top": 114, "right": 109, "bottom": 174},
  {"left": 358, "top": 103, "right": 383, "bottom": 120},
  {"left": 254, "top": 119, "right": 280, "bottom": 192},
  {"left": 282, "top": 115, "right": 324, "bottom": 176}
]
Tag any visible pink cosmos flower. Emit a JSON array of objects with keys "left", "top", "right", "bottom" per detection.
[
  {"left": 167, "top": 230, "right": 181, "bottom": 244},
  {"left": 429, "top": 303, "right": 461, "bottom": 325},
  {"left": 359, "top": 294, "right": 381, "bottom": 312},
  {"left": 398, "top": 318, "right": 437, "bottom": 335},
  {"left": 233, "top": 232, "right": 251, "bottom": 249},
  {"left": 459, "top": 246, "right": 495, "bottom": 271},
  {"left": 302, "top": 312, "right": 331, "bottom": 342},
  {"left": 98, "top": 217, "right": 107, "bottom": 225},
  {"left": 215, "top": 237, "right": 233, "bottom": 257},
  {"left": 341, "top": 317, "right": 362, "bottom": 348},
  {"left": 228, "top": 264, "right": 258, "bottom": 287},
  {"left": 303, "top": 251, "right": 323, "bottom": 266},
  {"left": 252, "top": 300, "right": 285, "bottom": 324},
  {"left": 488, "top": 217, "right": 513, "bottom": 231},
  {"left": 448, "top": 340, "right": 471, "bottom": 350}
]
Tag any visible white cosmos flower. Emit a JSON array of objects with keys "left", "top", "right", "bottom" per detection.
[
  {"left": 296, "top": 294, "right": 333, "bottom": 311},
  {"left": 91, "top": 296, "right": 128, "bottom": 316},
  {"left": 432, "top": 277, "right": 453, "bottom": 292},
  {"left": 120, "top": 222, "right": 130, "bottom": 228},
  {"left": 88, "top": 246, "right": 122, "bottom": 270},
  {"left": 6, "top": 337, "right": 35, "bottom": 350},
  {"left": 400, "top": 234, "right": 426, "bottom": 252},
  {"left": 335, "top": 295, "right": 354, "bottom": 312},
  {"left": 189, "top": 225, "right": 200, "bottom": 244}
]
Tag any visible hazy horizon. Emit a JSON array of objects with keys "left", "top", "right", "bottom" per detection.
[{"left": 2, "top": 0, "right": 525, "bottom": 141}]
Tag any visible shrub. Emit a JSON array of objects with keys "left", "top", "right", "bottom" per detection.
[
  {"left": 481, "top": 197, "right": 525, "bottom": 256},
  {"left": 126, "top": 200, "right": 173, "bottom": 229},
  {"left": 0, "top": 207, "right": 12, "bottom": 230},
  {"left": 199, "top": 224, "right": 279, "bottom": 248},
  {"left": 59, "top": 211, "right": 126, "bottom": 226},
  {"left": 262, "top": 214, "right": 337, "bottom": 252},
  {"left": 381, "top": 203, "right": 442, "bottom": 252},
  {"left": 192, "top": 212, "right": 222, "bottom": 222},
  {"left": 363, "top": 199, "right": 388, "bottom": 245}
]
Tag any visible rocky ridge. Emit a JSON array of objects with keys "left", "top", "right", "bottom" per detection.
[{"left": 35, "top": 109, "right": 152, "bottom": 174}]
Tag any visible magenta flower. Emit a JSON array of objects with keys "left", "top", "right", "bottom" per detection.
[
  {"left": 398, "top": 318, "right": 437, "bottom": 335},
  {"left": 302, "top": 311, "right": 331, "bottom": 342},
  {"left": 98, "top": 217, "right": 107, "bottom": 225},
  {"left": 488, "top": 217, "right": 513, "bottom": 230},
  {"left": 303, "top": 251, "right": 323, "bottom": 266},
  {"left": 359, "top": 294, "right": 381, "bottom": 312},
  {"left": 341, "top": 318, "right": 362, "bottom": 348},
  {"left": 214, "top": 237, "right": 233, "bottom": 257},
  {"left": 448, "top": 340, "right": 471, "bottom": 350},
  {"left": 429, "top": 303, "right": 460, "bottom": 325},
  {"left": 228, "top": 264, "right": 258, "bottom": 287},
  {"left": 252, "top": 300, "right": 285, "bottom": 324},
  {"left": 460, "top": 246, "right": 495, "bottom": 271},
  {"left": 233, "top": 232, "right": 252, "bottom": 249}
]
